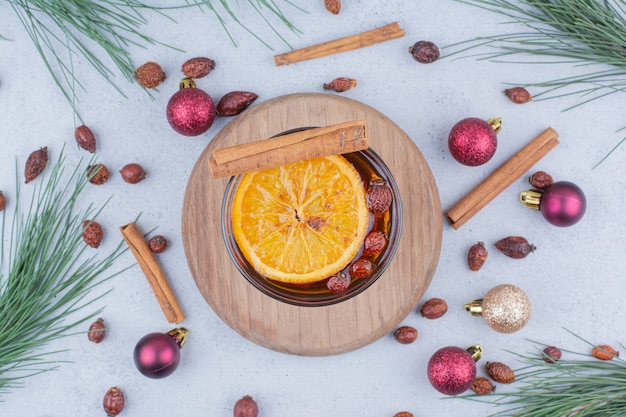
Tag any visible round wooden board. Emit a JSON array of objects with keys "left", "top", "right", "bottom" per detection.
[{"left": 182, "top": 93, "right": 442, "bottom": 356}]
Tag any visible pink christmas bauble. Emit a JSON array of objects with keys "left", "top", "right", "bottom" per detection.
[
  {"left": 448, "top": 117, "right": 498, "bottom": 166},
  {"left": 427, "top": 346, "right": 477, "bottom": 395},
  {"left": 166, "top": 87, "right": 215, "bottom": 136},
  {"left": 134, "top": 328, "right": 188, "bottom": 379},
  {"left": 540, "top": 181, "right": 586, "bottom": 227}
]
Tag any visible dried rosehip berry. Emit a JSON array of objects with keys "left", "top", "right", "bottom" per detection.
[
  {"left": 182, "top": 57, "right": 216, "bottom": 79},
  {"left": 88, "top": 317, "right": 106, "bottom": 343},
  {"left": 324, "top": 0, "right": 341, "bottom": 14},
  {"left": 366, "top": 180, "right": 392, "bottom": 216},
  {"left": 327, "top": 271, "right": 350, "bottom": 293},
  {"left": 0, "top": 191, "right": 6, "bottom": 211},
  {"left": 471, "top": 376, "right": 496, "bottom": 395},
  {"left": 119, "top": 163, "right": 146, "bottom": 184},
  {"left": 133, "top": 61, "right": 166, "bottom": 88},
  {"left": 408, "top": 41, "right": 440, "bottom": 63},
  {"left": 592, "top": 344, "right": 619, "bottom": 360},
  {"left": 393, "top": 412, "right": 414, "bottom": 417},
  {"left": 87, "top": 164, "right": 110, "bottom": 185},
  {"left": 323, "top": 77, "right": 357, "bottom": 93},
  {"left": 216, "top": 91, "right": 258, "bottom": 117},
  {"left": 82, "top": 220, "right": 104, "bottom": 248},
  {"left": 394, "top": 325, "right": 418, "bottom": 344},
  {"left": 542, "top": 346, "right": 562, "bottom": 363},
  {"left": 103, "top": 386, "right": 125, "bottom": 416},
  {"left": 486, "top": 361, "right": 515, "bottom": 384},
  {"left": 74, "top": 125, "right": 97, "bottom": 153},
  {"left": 149, "top": 235, "right": 168, "bottom": 253},
  {"left": 504, "top": 87, "right": 532, "bottom": 104},
  {"left": 420, "top": 298, "right": 448, "bottom": 319},
  {"left": 495, "top": 236, "right": 536, "bottom": 259},
  {"left": 348, "top": 257, "right": 373, "bottom": 279},
  {"left": 233, "top": 395, "right": 258, "bottom": 417},
  {"left": 362, "top": 230, "right": 387, "bottom": 257},
  {"left": 529, "top": 170, "right": 554, "bottom": 189},
  {"left": 468, "top": 241, "right": 488, "bottom": 271},
  {"left": 24, "top": 147, "right": 48, "bottom": 184}
]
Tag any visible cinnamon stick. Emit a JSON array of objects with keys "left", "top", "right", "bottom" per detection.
[
  {"left": 120, "top": 222, "right": 185, "bottom": 323},
  {"left": 209, "top": 120, "right": 368, "bottom": 178},
  {"left": 446, "top": 127, "right": 560, "bottom": 230},
  {"left": 274, "top": 22, "right": 405, "bottom": 66}
]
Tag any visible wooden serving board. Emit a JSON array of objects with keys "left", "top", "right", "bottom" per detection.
[{"left": 182, "top": 93, "right": 442, "bottom": 356}]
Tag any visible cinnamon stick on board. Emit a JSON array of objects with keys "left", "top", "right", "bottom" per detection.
[
  {"left": 446, "top": 127, "right": 560, "bottom": 230},
  {"left": 274, "top": 22, "right": 405, "bottom": 66},
  {"left": 120, "top": 222, "right": 185, "bottom": 323},
  {"left": 209, "top": 120, "right": 368, "bottom": 178}
]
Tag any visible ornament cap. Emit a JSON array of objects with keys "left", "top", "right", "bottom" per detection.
[
  {"left": 167, "top": 327, "right": 189, "bottom": 348},
  {"left": 467, "top": 345, "right": 483, "bottom": 362},
  {"left": 179, "top": 78, "right": 196, "bottom": 89},
  {"left": 520, "top": 189, "right": 542, "bottom": 210},
  {"left": 464, "top": 299, "right": 484, "bottom": 316},
  {"left": 487, "top": 117, "right": 502, "bottom": 134}
]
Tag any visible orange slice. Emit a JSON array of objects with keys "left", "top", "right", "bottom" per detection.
[{"left": 231, "top": 155, "right": 369, "bottom": 284}]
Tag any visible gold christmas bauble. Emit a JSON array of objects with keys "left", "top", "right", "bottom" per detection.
[{"left": 465, "top": 284, "right": 531, "bottom": 333}]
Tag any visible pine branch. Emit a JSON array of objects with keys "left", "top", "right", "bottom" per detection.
[
  {"left": 457, "top": 330, "right": 626, "bottom": 416},
  {"left": 0, "top": 148, "right": 129, "bottom": 396},
  {"left": 447, "top": 0, "right": 626, "bottom": 165},
  {"left": 3, "top": 0, "right": 303, "bottom": 119}
]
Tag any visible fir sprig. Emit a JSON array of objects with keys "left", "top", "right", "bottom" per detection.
[
  {"left": 0, "top": 148, "right": 128, "bottom": 396},
  {"left": 447, "top": 0, "right": 626, "bottom": 165},
  {"left": 460, "top": 331, "right": 626, "bottom": 416},
  {"left": 3, "top": 0, "right": 303, "bottom": 117},
  {"left": 7, "top": 0, "right": 173, "bottom": 113}
]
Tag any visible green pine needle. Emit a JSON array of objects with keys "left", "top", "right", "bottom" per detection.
[
  {"left": 0, "top": 148, "right": 129, "bottom": 397},
  {"left": 183, "top": 0, "right": 304, "bottom": 49},
  {"left": 447, "top": 0, "right": 626, "bottom": 165}
]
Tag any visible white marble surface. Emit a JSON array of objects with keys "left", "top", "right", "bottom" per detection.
[{"left": 1, "top": 1, "right": 625, "bottom": 416}]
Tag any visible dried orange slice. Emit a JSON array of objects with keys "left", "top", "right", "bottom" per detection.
[{"left": 231, "top": 155, "right": 369, "bottom": 284}]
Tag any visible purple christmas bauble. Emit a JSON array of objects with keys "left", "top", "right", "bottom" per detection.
[
  {"left": 539, "top": 181, "right": 586, "bottom": 227},
  {"left": 427, "top": 346, "right": 479, "bottom": 395},
  {"left": 134, "top": 328, "right": 188, "bottom": 379}
]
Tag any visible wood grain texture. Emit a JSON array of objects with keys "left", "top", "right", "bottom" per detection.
[{"left": 181, "top": 93, "right": 442, "bottom": 356}]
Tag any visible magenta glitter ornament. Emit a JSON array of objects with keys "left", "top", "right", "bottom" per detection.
[
  {"left": 448, "top": 117, "right": 500, "bottom": 166},
  {"left": 520, "top": 181, "right": 586, "bottom": 227},
  {"left": 134, "top": 327, "right": 188, "bottom": 379},
  {"left": 427, "top": 345, "right": 482, "bottom": 395},
  {"left": 166, "top": 79, "right": 215, "bottom": 136}
]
